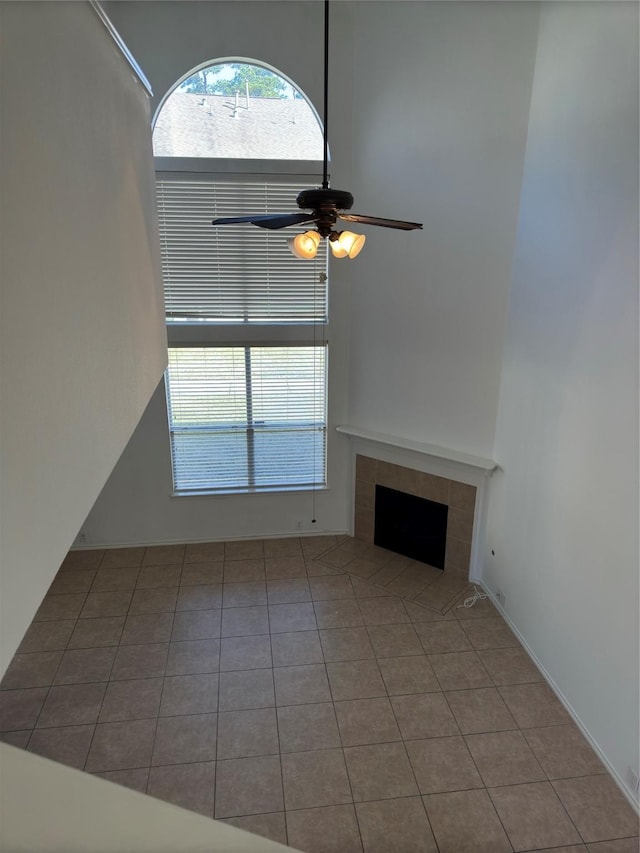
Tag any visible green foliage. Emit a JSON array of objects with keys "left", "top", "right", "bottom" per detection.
[{"left": 181, "top": 64, "right": 288, "bottom": 98}]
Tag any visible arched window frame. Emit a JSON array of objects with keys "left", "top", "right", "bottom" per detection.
[{"left": 154, "top": 59, "right": 330, "bottom": 496}]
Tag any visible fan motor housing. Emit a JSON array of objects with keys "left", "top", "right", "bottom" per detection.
[{"left": 297, "top": 188, "right": 354, "bottom": 213}]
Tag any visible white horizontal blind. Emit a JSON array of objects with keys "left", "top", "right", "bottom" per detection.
[
  {"left": 156, "top": 178, "right": 327, "bottom": 323},
  {"left": 166, "top": 346, "right": 327, "bottom": 493}
]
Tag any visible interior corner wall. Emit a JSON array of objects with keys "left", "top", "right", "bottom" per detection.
[
  {"left": 347, "top": 1, "right": 541, "bottom": 459},
  {"left": 81, "top": 2, "right": 354, "bottom": 547},
  {"left": 484, "top": 1, "right": 639, "bottom": 801},
  {"left": 0, "top": 2, "right": 167, "bottom": 673}
]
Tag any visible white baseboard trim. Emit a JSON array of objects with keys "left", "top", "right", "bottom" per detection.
[
  {"left": 72, "top": 530, "right": 350, "bottom": 550},
  {"left": 478, "top": 582, "right": 639, "bottom": 814}
]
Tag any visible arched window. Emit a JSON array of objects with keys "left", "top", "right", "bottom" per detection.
[{"left": 155, "top": 61, "right": 329, "bottom": 494}]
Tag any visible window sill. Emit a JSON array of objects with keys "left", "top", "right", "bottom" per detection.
[{"left": 169, "top": 485, "right": 331, "bottom": 499}]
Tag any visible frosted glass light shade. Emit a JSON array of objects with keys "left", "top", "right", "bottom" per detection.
[
  {"left": 330, "top": 230, "right": 366, "bottom": 259},
  {"left": 288, "top": 230, "right": 321, "bottom": 259}
]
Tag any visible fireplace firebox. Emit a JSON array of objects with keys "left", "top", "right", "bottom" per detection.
[{"left": 374, "top": 484, "right": 448, "bottom": 569}]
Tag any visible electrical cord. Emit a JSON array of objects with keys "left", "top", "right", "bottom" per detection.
[{"left": 457, "top": 584, "right": 488, "bottom": 609}]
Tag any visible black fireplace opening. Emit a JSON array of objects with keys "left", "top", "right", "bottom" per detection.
[{"left": 374, "top": 485, "right": 448, "bottom": 569}]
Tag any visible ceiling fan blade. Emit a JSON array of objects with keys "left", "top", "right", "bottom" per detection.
[
  {"left": 211, "top": 213, "right": 317, "bottom": 230},
  {"left": 338, "top": 213, "right": 423, "bottom": 231}
]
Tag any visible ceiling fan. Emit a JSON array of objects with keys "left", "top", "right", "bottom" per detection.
[{"left": 211, "top": 0, "right": 423, "bottom": 259}]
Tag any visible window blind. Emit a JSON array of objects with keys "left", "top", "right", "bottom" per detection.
[
  {"left": 156, "top": 178, "right": 328, "bottom": 323},
  {"left": 166, "top": 346, "right": 327, "bottom": 493}
]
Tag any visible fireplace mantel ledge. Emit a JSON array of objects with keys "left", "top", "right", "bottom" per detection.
[{"left": 336, "top": 425, "right": 497, "bottom": 474}]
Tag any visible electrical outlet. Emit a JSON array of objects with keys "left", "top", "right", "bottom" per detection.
[
  {"left": 627, "top": 767, "right": 640, "bottom": 794},
  {"left": 77, "top": 532, "right": 87, "bottom": 544},
  {"left": 495, "top": 589, "right": 506, "bottom": 607}
]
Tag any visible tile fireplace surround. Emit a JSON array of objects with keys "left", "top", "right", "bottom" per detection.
[{"left": 348, "top": 454, "right": 477, "bottom": 613}]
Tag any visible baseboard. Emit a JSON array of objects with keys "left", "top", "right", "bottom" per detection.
[
  {"left": 71, "top": 530, "right": 350, "bottom": 551},
  {"left": 478, "top": 582, "right": 640, "bottom": 814}
]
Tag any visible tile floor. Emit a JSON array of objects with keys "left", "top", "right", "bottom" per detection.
[{"left": 0, "top": 536, "right": 638, "bottom": 853}]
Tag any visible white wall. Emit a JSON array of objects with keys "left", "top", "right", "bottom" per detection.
[
  {"left": 484, "top": 1, "right": 639, "bottom": 802},
  {"left": 347, "top": 1, "right": 541, "bottom": 458},
  {"left": 0, "top": 2, "right": 167, "bottom": 672},
  {"left": 82, "top": 1, "right": 354, "bottom": 546}
]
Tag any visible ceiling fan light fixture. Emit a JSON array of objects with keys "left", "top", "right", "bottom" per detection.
[
  {"left": 288, "top": 230, "right": 321, "bottom": 259},
  {"left": 331, "top": 230, "right": 366, "bottom": 259}
]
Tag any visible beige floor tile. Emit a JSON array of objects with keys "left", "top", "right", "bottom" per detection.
[
  {"left": 479, "top": 647, "right": 543, "bottom": 686},
  {"left": 120, "top": 612, "right": 173, "bottom": 646},
  {"left": 268, "top": 602, "right": 317, "bottom": 633},
  {"left": 129, "top": 588, "right": 178, "bottom": 615},
  {"left": 391, "top": 693, "right": 459, "bottom": 740},
  {"left": 34, "top": 593, "right": 86, "bottom": 622},
  {"left": 345, "top": 741, "right": 418, "bottom": 802},
  {"left": 404, "top": 601, "right": 457, "bottom": 622},
  {"left": 263, "top": 537, "right": 303, "bottom": 558},
  {"left": 184, "top": 542, "right": 225, "bottom": 563},
  {"left": 445, "top": 687, "right": 517, "bottom": 734},
  {"left": 28, "top": 724, "right": 95, "bottom": 769},
  {"left": 356, "top": 796, "right": 437, "bottom": 852},
  {"left": 264, "top": 556, "right": 307, "bottom": 580},
  {"left": 460, "top": 616, "right": 518, "bottom": 650},
  {"left": 314, "top": 599, "right": 364, "bottom": 629},
  {"left": 224, "top": 540, "right": 265, "bottom": 561},
  {"left": 428, "top": 651, "right": 493, "bottom": 691},
  {"left": 215, "top": 754, "right": 283, "bottom": 818},
  {"left": 465, "top": 730, "right": 546, "bottom": 786},
  {"left": 218, "top": 668, "right": 274, "bottom": 711},
  {"left": 320, "top": 627, "right": 375, "bottom": 662},
  {"left": 17, "top": 621, "right": 75, "bottom": 653},
  {"left": 100, "top": 548, "right": 145, "bottom": 569},
  {"left": 351, "top": 578, "right": 392, "bottom": 599},
  {"left": 222, "top": 581, "right": 267, "bottom": 609},
  {"left": 414, "top": 621, "right": 473, "bottom": 654},
  {"left": 266, "top": 578, "right": 311, "bottom": 605},
  {"left": 552, "top": 776, "right": 639, "bottom": 843},
  {"left": 180, "top": 561, "right": 224, "bottom": 586},
  {"left": 147, "top": 761, "right": 215, "bottom": 817},
  {"left": 86, "top": 718, "right": 156, "bottom": 771},
  {"left": 221, "top": 605, "right": 269, "bottom": 638},
  {"left": 406, "top": 736, "right": 482, "bottom": 794},
  {"left": 1, "top": 651, "right": 63, "bottom": 689},
  {"left": 489, "top": 781, "right": 582, "bottom": 850},
  {"left": 54, "top": 647, "right": 116, "bottom": 685},
  {"left": 286, "top": 804, "right": 362, "bottom": 853},
  {"left": 523, "top": 725, "right": 605, "bottom": 779},
  {"left": 378, "top": 655, "right": 440, "bottom": 695},
  {"left": 91, "top": 567, "right": 139, "bottom": 592},
  {"left": 326, "top": 659, "right": 386, "bottom": 701},
  {"left": 170, "top": 610, "right": 221, "bottom": 642},
  {"left": 68, "top": 617, "right": 125, "bottom": 649},
  {"left": 277, "top": 702, "right": 340, "bottom": 753},
  {"left": 344, "top": 557, "right": 380, "bottom": 579},
  {"left": 424, "top": 788, "right": 512, "bottom": 853},
  {"left": 222, "top": 812, "right": 287, "bottom": 846},
  {"left": 165, "top": 638, "right": 220, "bottom": 676},
  {"left": 217, "top": 707, "right": 279, "bottom": 759},
  {"left": 368, "top": 623, "right": 424, "bottom": 658},
  {"left": 309, "top": 575, "right": 355, "bottom": 601},
  {"left": 498, "top": 683, "right": 571, "bottom": 728},
  {"left": 36, "top": 682, "right": 106, "bottom": 728},
  {"left": 282, "top": 747, "right": 352, "bottom": 810},
  {"left": 143, "top": 545, "right": 185, "bottom": 566},
  {"left": 587, "top": 841, "right": 640, "bottom": 852},
  {"left": 271, "top": 631, "right": 323, "bottom": 667},
  {"left": 0, "top": 730, "right": 31, "bottom": 747},
  {"left": 0, "top": 687, "right": 48, "bottom": 731},
  {"left": 176, "top": 584, "right": 223, "bottom": 612},
  {"left": 152, "top": 713, "right": 217, "bottom": 765},
  {"left": 80, "top": 591, "right": 132, "bottom": 619},
  {"left": 274, "top": 663, "right": 331, "bottom": 706},
  {"left": 110, "top": 643, "right": 167, "bottom": 680},
  {"left": 223, "top": 559, "right": 266, "bottom": 583},
  {"left": 136, "top": 565, "right": 182, "bottom": 589},
  {"left": 92, "top": 767, "right": 149, "bottom": 793},
  {"left": 61, "top": 550, "right": 104, "bottom": 571},
  {"left": 220, "top": 634, "right": 272, "bottom": 672},
  {"left": 48, "top": 570, "right": 96, "bottom": 595},
  {"left": 335, "top": 697, "right": 401, "bottom": 746},
  {"left": 99, "top": 677, "right": 163, "bottom": 722},
  {"left": 159, "top": 673, "right": 218, "bottom": 716},
  {"left": 358, "top": 597, "right": 410, "bottom": 626}
]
